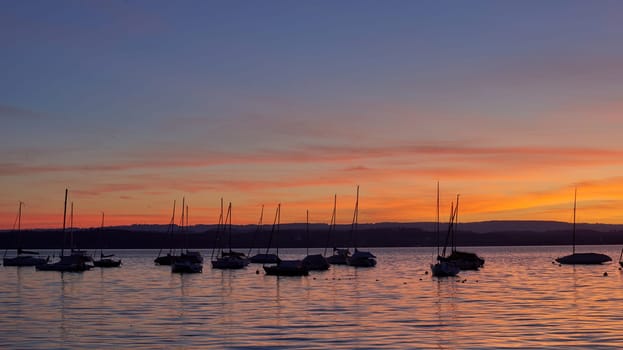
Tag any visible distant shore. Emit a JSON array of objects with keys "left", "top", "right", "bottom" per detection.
[{"left": 2, "top": 220, "right": 623, "bottom": 249}]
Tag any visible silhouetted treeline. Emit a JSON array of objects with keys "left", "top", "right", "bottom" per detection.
[{"left": 2, "top": 225, "right": 623, "bottom": 249}]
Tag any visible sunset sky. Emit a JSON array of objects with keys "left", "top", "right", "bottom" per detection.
[{"left": 2, "top": 1, "right": 623, "bottom": 229}]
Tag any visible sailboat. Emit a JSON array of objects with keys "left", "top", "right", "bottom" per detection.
[
  {"left": 555, "top": 188, "right": 611, "bottom": 265},
  {"left": 347, "top": 186, "right": 376, "bottom": 267},
  {"left": 212, "top": 202, "right": 248, "bottom": 269},
  {"left": 178, "top": 200, "right": 203, "bottom": 265},
  {"left": 302, "top": 209, "right": 330, "bottom": 271},
  {"left": 263, "top": 203, "right": 309, "bottom": 276},
  {"left": 435, "top": 194, "right": 484, "bottom": 270},
  {"left": 3, "top": 201, "right": 49, "bottom": 266},
  {"left": 93, "top": 212, "right": 121, "bottom": 268},
  {"left": 249, "top": 204, "right": 280, "bottom": 264},
  {"left": 431, "top": 183, "right": 460, "bottom": 277},
  {"left": 154, "top": 200, "right": 181, "bottom": 265},
  {"left": 172, "top": 200, "right": 202, "bottom": 273},
  {"left": 37, "top": 189, "right": 93, "bottom": 272},
  {"left": 326, "top": 194, "right": 351, "bottom": 265}
]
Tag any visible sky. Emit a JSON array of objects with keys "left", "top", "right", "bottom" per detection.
[{"left": 2, "top": 0, "right": 623, "bottom": 229}]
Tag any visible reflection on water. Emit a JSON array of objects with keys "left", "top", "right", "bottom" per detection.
[{"left": 1, "top": 246, "right": 623, "bottom": 349}]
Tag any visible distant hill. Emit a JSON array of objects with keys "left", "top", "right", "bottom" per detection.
[
  {"left": 38, "top": 220, "right": 623, "bottom": 234},
  {"left": 2, "top": 220, "right": 623, "bottom": 249}
]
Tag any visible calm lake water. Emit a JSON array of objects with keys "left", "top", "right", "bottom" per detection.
[{"left": 2, "top": 246, "right": 623, "bottom": 349}]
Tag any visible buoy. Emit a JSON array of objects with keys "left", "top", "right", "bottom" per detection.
[
  {"left": 603, "top": 272, "right": 608, "bottom": 277},
  {"left": 256, "top": 270, "right": 259, "bottom": 274},
  {"left": 424, "top": 271, "right": 429, "bottom": 275}
]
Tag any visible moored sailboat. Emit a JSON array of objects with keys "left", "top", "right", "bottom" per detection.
[
  {"left": 37, "top": 189, "right": 92, "bottom": 272},
  {"left": 347, "top": 186, "right": 376, "bottom": 267},
  {"left": 555, "top": 188, "right": 611, "bottom": 265},
  {"left": 302, "top": 210, "right": 330, "bottom": 271},
  {"left": 325, "top": 194, "right": 350, "bottom": 265},
  {"left": 3, "top": 201, "right": 49, "bottom": 267},
  {"left": 249, "top": 204, "right": 280, "bottom": 264},
  {"left": 212, "top": 202, "right": 248, "bottom": 269},
  {"left": 172, "top": 200, "right": 202, "bottom": 273},
  {"left": 93, "top": 212, "right": 121, "bottom": 268},
  {"left": 437, "top": 194, "right": 484, "bottom": 270},
  {"left": 431, "top": 183, "right": 460, "bottom": 277},
  {"left": 263, "top": 204, "right": 309, "bottom": 276},
  {"left": 154, "top": 201, "right": 181, "bottom": 265}
]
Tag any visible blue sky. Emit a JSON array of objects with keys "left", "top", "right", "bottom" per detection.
[{"left": 2, "top": 1, "right": 623, "bottom": 227}]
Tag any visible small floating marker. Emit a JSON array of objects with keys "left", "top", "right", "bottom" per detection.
[
  {"left": 552, "top": 261, "right": 556, "bottom": 264},
  {"left": 376, "top": 279, "right": 379, "bottom": 282},
  {"left": 256, "top": 270, "right": 259, "bottom": 274},
  {"left": 603, "top": 272, "right": 608, "bottom": 277},
  {"left": 424, "top": 271, "right": 429, "bottom": 275},
  {"left": 403, "top": 282, "right": 407, "bottom": 284},
  {"left": 313, "top": 277, "right": 316, "bottom": 280},
  {"left": 419, "top": 278, "right": 422, "bottom": 281}
]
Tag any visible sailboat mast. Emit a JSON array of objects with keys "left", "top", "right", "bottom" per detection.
[
  {"left": 70, "top": 202, "right": 74, "bottom": 252},
  {"left": 186, "top": 204, "right": 189, "bottom": 251},
  {"left": 18, "top": 201, "right": 22, "bottom": 232},
  {"left": 17, "top": 201, "right": 23, "bottom": 250},
  {"left": 276, "top": 203, "right": 281, "bottom": 257},
  {"left": 100, "top": 212, "right": 104, "bottom": 256},
  {"left": 227, "top": 203, "right": 232, "bottom": 252},
  {"left": 436, "top": 182, "right": 440, "bottom": 257},
  {"left": 169, "top": 200, "right": 176, "bottom": 254},
  {"left": 351, "top": 185, "right": 359, "bottom": 249},
  {"left": 454, "top": 194, "right": 460, "bottom": 252},
  {"left": 61, "top": 189, "right": 68, "bottom": 257},
  {"left": 573, "top": 188, "right": 577, "bottom": 254},
  {"left": 324, "top": 194, "right": 337, "bottom": 257},
  {"left": 306, "top": 210, "right": 309, "bottom": 256},
  {"left": 179, "top": 197, "right": 185, "bottom": 252}
]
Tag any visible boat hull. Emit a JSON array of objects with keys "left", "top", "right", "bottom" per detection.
[
  {"left": 154, "top": 254, "right": 179, "bottom": 265},
  {"left": 249, "top": 253, "right": 280, "bottom": 264},
  {"left": 439, "top": 251, "right": 485, "bottom": 270},
  {"left": 302, "top": 254, "right": 330, "bottom": 271},
  {"left": 347, "top": 250, "right": 377, "bottom": 267},
  {"left": 93, "top": 259, "right": 122, "bottom": 268},
  {"left": 431, "top": 262, "right": 460, "bottom": 277},
  {"left": 36, "top": 254, "right": 93, "bottom": 272},
  {"left": 3, "top": 255, "right": 48, "bottom": 266},
  {"left": 212, "top": 257, "right": 246, "bottom": 269},
  {"left": 264, "top": 260, "right": 309, "bottom": 276},
  {"left": 172, "top": 261, "right": 203, "bottom": 273},
  {"left": 555, "top": 253, "right": 612, "bottom": 265}
]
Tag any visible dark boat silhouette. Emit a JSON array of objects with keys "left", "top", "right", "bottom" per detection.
[
  {"left": 93, "top": 212, "right": 121, "bottom": 268},
  {"left": 263, "top": 204, "right": 308, "bottom": 276},
  {"left": 555, "top": 188, "right": 611, "bottom": 265},
  {"left": 346, "top": 186, "right": 376, "bottom": 267},
  {"left": 172, "top": 200, "right": 202, "bottom": 273},
  {"left": 431, "top": 184, "right": 460, "bottom": 277},
  {"left": 302, "top": 209, "right": 329, "bottom": 271},
  {"left": 37, "top": 189, "right": 92, "bottom": 272},
  {"left": 3, "top": 201, "right": 49, "bottom": 267},
  {"left": 212, "top": 202, "right": 248, "bottom": 269}
]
